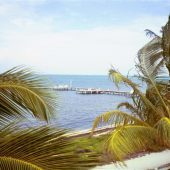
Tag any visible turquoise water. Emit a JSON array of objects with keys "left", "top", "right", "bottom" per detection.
[{"left": 47, "top": 75, "right": 140, "bottom": 130}]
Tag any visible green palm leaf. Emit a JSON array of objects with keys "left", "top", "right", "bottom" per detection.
[
  {"left": 0, "top": 121, "right": 99, "bottom": 170},
  {"left": 92, "top": 110, "right": 149, "bottom": 133},
  {"left": 106, "top": 125, "right": 158, "bottom": 161},
  {"left": 155, "top": 117, "right": 170, "bottom": 146},
  {"left": 117, "top": 102, "right": 138, "bottom": 114},
  {"left": 0, "top": 157, "right": 42, "bottom": 170},
  {"left": 137, "top": 37, "right": 170, "bottom": 117},
  {"left": 117, "top": 101, "right": 150, "bottom": 122},
  {"left": 109, "top": 69, "right": 163, "bottom": 118},
  {"left": 0, "top": 66, "right": 57, "bottom": 122}
]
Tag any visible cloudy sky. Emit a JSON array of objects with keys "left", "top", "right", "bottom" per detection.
[{"left": 0, "top": 0, "right": 169, "bottom": 75}]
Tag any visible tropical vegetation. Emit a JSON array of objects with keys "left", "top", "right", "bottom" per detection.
[
  {"left": 92, "top": 16, "right": 170, "bottom": 161},
  {"left": 137, "top": 15, "right": 170, "bottom": 77},
  {"left": 0, "top": 66, "right": 99, "bottom": 170}
]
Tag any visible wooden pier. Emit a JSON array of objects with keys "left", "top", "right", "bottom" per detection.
[
  {"left": 104, "top": 90, "right": 133, "bottom": 97},
  {"left": 76, "top": 88, "right": 103, "bottom": 94},
  {"left": 76, "top": 88, "right": 132, "bottom": 97},
  {"left": 48, "top": 85, "right": 133, "bottom": 97}
]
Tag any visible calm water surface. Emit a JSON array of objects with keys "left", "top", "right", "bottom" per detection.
[{"left": 46, "top": 75, "right": 142, "bottom": 130}]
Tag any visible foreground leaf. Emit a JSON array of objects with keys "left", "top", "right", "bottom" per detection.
[
  {"left": 106, "top": 126, "right": 158, "bottom": 161},
  {"left": 0, "top": 122, "right": 99, "bottom": 170},
  {"left": 0, "top": 157, "right": 42, "bottom": 170},
  {"left": 155, "top": 117, "right": 170, "bottom": 147},
  {"left": 0, "top": 66, "right": 57, "bottom": 122}
]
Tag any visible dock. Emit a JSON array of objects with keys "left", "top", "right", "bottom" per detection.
[
  {"left": 47, "top": 85, "right": 133, "bottom": 97},
  {"left": 76, "top": 88, "right": 132, "bottom": 97},
  {"left": 76, "top": 88, "right": 103, "bottom": 94}
]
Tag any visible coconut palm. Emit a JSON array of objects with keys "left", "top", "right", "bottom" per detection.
[
  {"left": 0, "top": 66, "right": 99, "bottom": 170},
  {"left": 92, "top": 67, "right": 170, "bottom": 161},
  {"left": 92, "top": 16, "right": 170, "bottom": 161},
  {"left": 137, "top": 15, "right": 170, "bottom": 77}
]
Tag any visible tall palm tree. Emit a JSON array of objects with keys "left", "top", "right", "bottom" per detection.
[
  {"left": 0, "top": 66, "right": 99, "bottom": 169},
  {"left": 137, "top": 15, "right": 170, "bottom": 77}
]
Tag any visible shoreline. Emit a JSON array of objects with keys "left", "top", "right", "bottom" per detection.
[
  {"left": 67, "top": 125, "right": 114, "bottom": 138},
  {"left": 67, "top": 127, "right": 170, "bottom": 170}
]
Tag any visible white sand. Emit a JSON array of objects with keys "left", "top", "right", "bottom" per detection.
[{"left": 92, "top": 150, "right": 170, "bottom": 170}]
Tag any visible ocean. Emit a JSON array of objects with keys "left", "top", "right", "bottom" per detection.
[{"left": 47, "top": 75, "right": 141, "bottom": 130}]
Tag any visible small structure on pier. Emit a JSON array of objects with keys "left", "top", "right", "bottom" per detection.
[
  {"left": 76, "top": 88, "right": 102, "bottom": 94},
  {"left": 76, "top": 88, "right": 132, "bottom": 97},
  {"left": 53, "top": 85, "right": 69, "bottom": 91},
  {"left": 53, "top": 85, "right": 75, "bottom": 91}
]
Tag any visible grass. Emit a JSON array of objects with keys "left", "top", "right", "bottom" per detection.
[
  {"left": 72, "top": 134, "right": 112, "bottom": 163},
  {"left": 72, "top": 133, "right": 166, "bottom": 164}
]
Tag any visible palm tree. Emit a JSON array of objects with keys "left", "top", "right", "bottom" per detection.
[
  {"left": 137, "top": 15, "right": 170, "bottom": 77},
  {"left": 0, "top": 66, "right": 99, "bottom": 169},
  {"left": 91, "top": 16, "right": 170, "bottom": 163},
  {"left": 92, "top": 67, "right": 170, "bottom": 161}
]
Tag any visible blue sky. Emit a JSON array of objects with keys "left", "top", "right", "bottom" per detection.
[{"left": 0, "top": 0, "right": 169, "bottom": 75}]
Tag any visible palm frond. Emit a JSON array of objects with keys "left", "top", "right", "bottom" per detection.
[
  {"left": 0, "top": 157, "right": 42, "bottom": 170},
  {"left": 0, "top": 66, "right": 57, "bottom": 122},
  {"left": 155, "top": 117, "right": 170, "bottom": 147},
  {"left": 137, "top": 38, "right": 164, "bottom": 79},
  {"left": 152, "top": 58, "right": 165, "bottom": 77},
  {"left": 136, "top": 57, "right": 165, "bottom": 84},
  {"left": 117, "top": 102, "right": 138, "bottom": 114},
  {"left": 0, "top": 121, "right": 99, "bottom": 170},
  {"left": 109, "top": 69, "right": 162, "bottom": 118},
  {"left": 138, "top": 16, "right": 170, "bottom": 78},
  {"left": 139, "top": 36, "right": 162, "bottom": 55},
  {"left": 137, "top": 39, "right": 170, "bottom": 117},
  {"left": 145, "top": 29, "right": 160, "bottom": 38},
  {"left": 0, "top": 115, "right": 17, "bottom": 129},
  {"left": 109, "top": 68, "right": 139, "bottom": 89},
  {"left": 92, "top": 110, "right": 149, "bottom": 133},
  {"left": 106, "top": 125, "right": 158, "bottom": 161}
]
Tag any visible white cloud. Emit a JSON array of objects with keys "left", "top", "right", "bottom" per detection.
[{"left": 0, "top": 1, "right": 168, "bottom": 75}]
